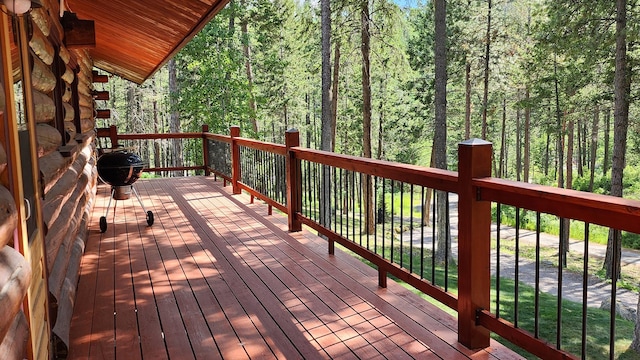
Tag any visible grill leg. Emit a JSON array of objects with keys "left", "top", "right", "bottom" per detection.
[
  {"left": 131, "top": 186, "right": 148, "bottom": 214},
  {"left": 131, "top": 186, "right": 154, "bottom": 226},
  {"left": 104, "top": 187, "right": 116, "bottom": 219}
]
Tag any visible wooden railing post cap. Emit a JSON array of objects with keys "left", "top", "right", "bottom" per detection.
[
  {"left": 459, "top": 138, "right": 492, "bottom": 147},
  {"left": 286, "top": 128, "right": 299, "bottom": 134}
]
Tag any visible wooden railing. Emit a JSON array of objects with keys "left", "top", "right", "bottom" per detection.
[{"left": 97, "top": 125, "right": 640, "bottom": 360}]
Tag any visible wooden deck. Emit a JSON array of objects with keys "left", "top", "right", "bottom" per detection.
[{"left": 68, "top": 177, "right": 522, "bottom": 359}]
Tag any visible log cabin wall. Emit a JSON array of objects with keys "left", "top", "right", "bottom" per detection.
[{"left": 1, "top": 0, "right": 98, "bottom": 358}]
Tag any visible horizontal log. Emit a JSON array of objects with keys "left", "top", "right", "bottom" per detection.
[
  {"left": 63, "top": 102, "right": 74, "bottom": 122},
  {"left": 31, "top": 56, "right": 56, "bottom": 94},
  {"left": 62, "top": 83, "right": 72, "bottom": 103},
  {"left": 92, "top": 91, "right": 109, "bottom": 101},
  {"left": 0, "top": 186, "right": 17, "bottom": 249},
  {"left": 33, "top": 90, "right": 55, "bottom": 123},
  {"left": 46, "top": 188, "right": 85, "bottom": 272},
  {"left": 92, "top": 71, "right": 108, "bottom": 83},
  {"left": 61, "top": 66, "right": 74, "bottom": 85},
  {"left": 76, "top": 50, "right": 92, "bottom": 73},
  {"left": 43, "top": 148, "right": 90, "bottom": 228},
  {"left": 77, "top": 78, "right": 92, "bottom": 97},
  {"left": 30, "top": 8, "right": 50, "bottom": 37},
  {"left": 78, "top": 92, "right": 92, "bottom": 108},
  {"left": 79, "top": 106, "right": 93, "bottom": 120},
  {"left": 59, "top": 46, "right": 71, "bottom": 65},
  {"left": 0, "top": 311, "right": 29, "bottom": 360},
  {"left": 95, "top": 109, "right": 110, "bottom": 119},
  {"left": 0, "top": 246, "right": 31, "bottom": 344},
  {"left": 36, "top": 124, "right": 63, "bottom": 158},
  {"left": 80, "top": 118, "right": 94, "bottom": 134},
  {"left": 65, "top": 122, "right": 77, "bottom": 143},
  {"left": 0, "top": 142, "right": 5, "bottom": 177},
  {"left": 40, "top": 151, "right": 72, "bottom": 194},
  {"left": 28, "top": 21, "right": 54, "bottom": 65},
  {"left": 48, "top": 195, "right": 85, "bottom": 298}
]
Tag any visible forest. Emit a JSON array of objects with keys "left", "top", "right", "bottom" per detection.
[{"left": 99, "top": 0, "right": 640, "bottom": 199}]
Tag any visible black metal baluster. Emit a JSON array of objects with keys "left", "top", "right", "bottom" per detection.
[
  {"left": 400, "top": 182, "right": 404, "bottom": 268},
  {"left": 420, "top": 186, "right": 425, "bottom": 279},
  {"left": 444, "top": 193, "right": 449, "bottom": 291},
  {"left": 514, "top": 207, "right": 520, "bottom": 327},
  {"left": 381, "top": 178, "right": 386, "bottom": 259},
  {"left": 391, "top": 181, "right": 395, "bottom": 263},
  {"left": 410, "top": 184, "right": 414, "bottom": 274},
  {"left": 582, "top": 223, "right": 589, "bottom": 360},
  {"left": 496, "top": 203, "right": 501, "bottom": 317},
  {"left": 431, "top": 190, "right": 436, "bottom": 284},
  {"left": 557, "top": 217, "right": 564, "bottom": 350},
  {"left": 535, "top": 212, "right": 541, "bottom": 338}
]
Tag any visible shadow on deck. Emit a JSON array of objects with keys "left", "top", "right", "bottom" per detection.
[{"left": 68, "top": 177, "right": 522, "bottom": 359}]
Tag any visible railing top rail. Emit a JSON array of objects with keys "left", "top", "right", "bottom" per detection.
[
  {"left": 116, "top": 132, "right": 203, "bottom": 140},
  {"left": 205, "top": 132, "right": 231, "bottom": 143},
  {"left": 292, "top": 147, "right": 459, "bottom": 193},
  {"left": 235, "top": 137, "right": 287, "bottom": 156},
  {"left": 476, "top": 177, "right": 640, "bottom": 234}
]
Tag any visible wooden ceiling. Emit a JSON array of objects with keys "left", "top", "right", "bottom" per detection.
[{"left": 66, "top": 0, "right": 230, "bottom": 84}]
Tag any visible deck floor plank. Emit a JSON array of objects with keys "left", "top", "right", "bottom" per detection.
[{"left": 68, "top": 177, "right": 523, "bottom": 360}]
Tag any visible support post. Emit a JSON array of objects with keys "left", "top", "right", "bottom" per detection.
[
  {"left": 202, "top": 124, "right": 210, "bottom": 176},
  {"left": 457, "top": 139, "right": 492, "bottom": 349},
  {"left": 230, "top": 126, "right": 241, "bottom": 194},
  {"left": 285, "top": 129, "right": 302, "bottom": 232}
]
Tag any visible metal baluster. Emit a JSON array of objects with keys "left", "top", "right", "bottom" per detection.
[{"left": 496, "top": 203, "right": 501, "bottom": 317}]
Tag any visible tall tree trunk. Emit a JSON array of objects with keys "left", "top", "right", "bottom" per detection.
[
  {"left": 464, "top": 60, "right": 471, "bottom": 140},
  {"left": 516, "top": 96, "right": 522, "bottom": 182},
  {"left": 434, "top": 0, "right": 450, "bottom": 263},
  {"left": 241, "top": 14, "right": 258, "bottom": 134},
  {"left": 320, "top": 0, "right": 332, "bottom": 230},
  {"left": 524, "top": 86, "right": 531, "bottom": 183},
  {"left": 377, "top": 72, "right": 387, "bottom": 160},
  {"left": 422, "top": 150, "right": 435, "bottom": 226},
  {"left": 577, "top": 118, "right": 583, "bottom": 177},
  {"left": 305, "top": 87, "right": 311, "bottom": 148},
  {"left": 152, "top": 79, "right": 161, "bottom": 169},
  {"left": 331, "top": 41, "right": 341, "bottom": 152},
  {"left": 168, "top": 59, "right": 182, "bottom": 177},
  {"left": 603, "top": 107, "right": 611, "bottom": 175},
  {"left": 544, "top": 129, "right": 550, "bottom": 176},
  {"left": 589, "top": 105, "right": 599, "bottom": 192},
  {"left": 498, "top": 98, "right": 506, "bottom": 178},
  {"left": 223, "top": 0, "right": 236, "bottom": 126},
  {"left": 605, "top": 0, "right": 629, "bottom": 281},
  {"left": 554, "top": 56, "right": 564, "bottom": 188},
  {"left": 481, "top": 0, "right": 492, "bottom": 140},
  {"left": 361, "top": 0, "right": 374, "bottom": 234},
  {"left": 562, "top": 118, "right": 574, "bottom": 267}
]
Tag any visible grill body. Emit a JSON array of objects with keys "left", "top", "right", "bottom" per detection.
[
  {"left": 97, "top": 151, "right": 144, "bottom": 186},
  {"left": 96, "top": 150, "right": 153, "bottom": 232}
]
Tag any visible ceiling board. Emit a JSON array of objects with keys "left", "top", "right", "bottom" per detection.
[{"left": 67, "top": 0, "right": 230, "bottom": 84}]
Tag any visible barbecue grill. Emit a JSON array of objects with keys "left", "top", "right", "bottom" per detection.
[{"left": 97, "top": 150, "right": 154, "bottom": 233}]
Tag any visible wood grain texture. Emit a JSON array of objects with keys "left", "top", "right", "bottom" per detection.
[
  {"left": 67, "top": 177, "right": 522, "bottom": 360},
  {"left": 0, "top": 246, "right": 31, "bottom": 344},
  {"left": 0, "top": 186, "right": 17, "bottom": 249}
]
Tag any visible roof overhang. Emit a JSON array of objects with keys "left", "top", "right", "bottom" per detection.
[{"left": 66, "top": 0, "right": 230, "bottom": 84}]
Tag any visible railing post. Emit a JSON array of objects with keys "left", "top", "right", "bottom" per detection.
[
  {"left": 202, "top": 124, "right": 210, "bottom": 176},
  {"left": 230, "top": 125, "right": 241, "bottom": 194},
  {"left": 109, "top": 125, "right": 118, "bottom": 149},
  {"left": 457, "top": 138, "right": 492, "bottom": 349},
  {"left": 285, "top": 129, "right": 302, "bottom": 232}
]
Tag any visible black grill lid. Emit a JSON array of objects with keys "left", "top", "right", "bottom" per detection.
[{"left": 97, "top": 151, "right": 144, "bottom": 186}]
